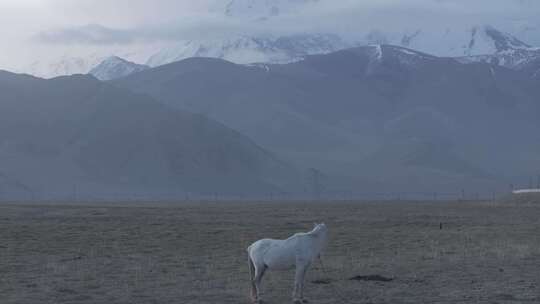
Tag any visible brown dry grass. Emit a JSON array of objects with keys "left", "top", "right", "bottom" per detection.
[{"left": 0, "top": 200, "right": 539, "bottom": 304}]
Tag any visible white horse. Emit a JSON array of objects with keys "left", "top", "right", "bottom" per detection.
[{"left": 247, "top": 223, "right": 328, "bottom": 304}]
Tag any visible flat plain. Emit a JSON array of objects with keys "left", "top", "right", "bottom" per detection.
[{"left": 1, "top": 200, "right": 539, "bottom": 304}]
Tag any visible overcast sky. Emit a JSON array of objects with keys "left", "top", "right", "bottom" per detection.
[{"left": 0, "top": 0, "right": 539, "bottom": 70}]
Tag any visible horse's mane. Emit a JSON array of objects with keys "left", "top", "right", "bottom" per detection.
[
  {"left": 285, "top": 232, "right": 308, "bottom": 241},
  {"left": 284, "top": 224, "right": 327, "bottom": 242},
  {"left": 300, "top": 224, "right": 327, "bottom": 238}
]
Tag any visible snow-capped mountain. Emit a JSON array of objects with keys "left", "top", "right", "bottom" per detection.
[
  {"left": 146, "top": 33, "right": 349, "bottom": 67},
  {"left": 24, "top": 54, "right": 106, "bottom": 79},
  {"left": 21, "top": 46, "right": 160, "bottom": 79},
  {"left": 89, "top": 56, "right": 149, "bottom": 80},
  {"left": 358, "top": 25, "right": 540, "bottom": 77},
  {"left": 14, "top": 0, "right": 540, "bottom": 80},
  {"left": 447, "top": 26, "right": 540, "bottom": 77},
  {"left": 22, "top": 33, "right": 349, "bottom": 78},
  {"left": 366, "top": 25, "right": 533, "bottom": 58},
  {"left": 19, "top": 25, "right": 540, "bottom": 80}
]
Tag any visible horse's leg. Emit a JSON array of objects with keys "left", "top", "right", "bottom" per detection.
[
  {"left": 248, "top": 255, "right": 257, "bottom": 301},
  {"left": 254, "top": 264, "right": 267, "bottom": 303},
  {"left": 300, "top": 262, "right": 311, "bottom": 303},
  {"left": 293, "top": 263, "right": 308, "bottom": 304}
]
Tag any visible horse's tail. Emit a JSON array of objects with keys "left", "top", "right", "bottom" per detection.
[{"left": 247, "top": 245, "right": 257, "bottom": 299}]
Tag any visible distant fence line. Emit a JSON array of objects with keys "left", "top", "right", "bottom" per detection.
[{"left": 0, "top": 189, "right": 511, "bottom": 203}]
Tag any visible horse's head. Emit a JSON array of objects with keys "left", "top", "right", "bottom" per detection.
[
  {"left": 311, "top": 223, "right": 328, "bottom": 254},
  {"left": 312, "top": 223, "right": 328, "bottom": 234}
]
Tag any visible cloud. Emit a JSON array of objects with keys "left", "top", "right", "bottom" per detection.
[
  {"left": 30, "top": 0, "right": 540, "bottom": 46},
  {"left": 32, "top": 18, "right": 263, "bottom": 46},
  {"left": 34, "top": 24, "right": 135, "bottom": 45},
  {"left": 2, "top": 0, "right": 540, "bottom": 70}
]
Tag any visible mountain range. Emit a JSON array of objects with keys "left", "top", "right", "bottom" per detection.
[
  {"left": 2, "top": 42, "right": 540, "bottom": 199},
  {"left": 113, "top": 45, "right": 540, "bottom": 194},
  {"left": 20, "top": 24, "right": 540, "bottom": 83},
  {"left": 14, "top": 0, "right": 540, "bottom": 80},
  {"left": 0, "top": 71, "right": 299, "bottom": 200},
  {"left": 3, "top": 1, "right": 540, "bottom": 199}
]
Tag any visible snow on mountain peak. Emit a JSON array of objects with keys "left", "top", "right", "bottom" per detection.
[
  {"left": 89, "top": 56, "right": 149, "bottom": 81},
  {"left": 383, "top": 25, "right": 534, "bottom": 58},
  {"left": 145, "top": 33, "right": 349, "bottom": 67},
  {"left": 482, "top": 25, "right": 531, "bottom": 51},
  {"left": 24, "top": 54, "right": 105, "bottom": 79},
  {"left": 453, "top": 26, "right": 540, "bottom": 74},
  {"left": 365, "top": 45, "right": 439, "bottom": 71}
]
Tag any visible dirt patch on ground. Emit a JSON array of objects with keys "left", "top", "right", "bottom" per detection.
[
  {"left": 311, "top": 278, "right": 332, "bottom": 285},
  {"left": 349, "top": 275, "right": 393, "bottom": 282}
]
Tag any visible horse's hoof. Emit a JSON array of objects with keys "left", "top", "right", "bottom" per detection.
[
  {"left": 302, "top": 299, "right": 309, "bottom": 303},
  {"left": 293, "top": 299, "right": 302, "bottom": 304}
]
